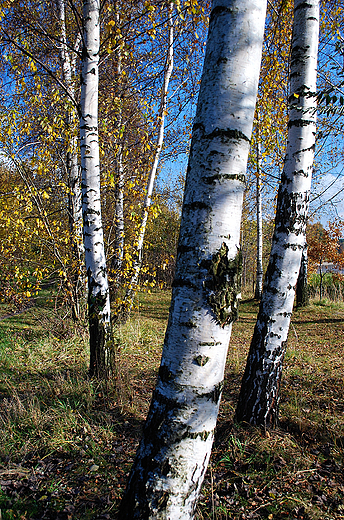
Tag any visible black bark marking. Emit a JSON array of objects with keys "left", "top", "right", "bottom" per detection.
[
  {"left": 188, "top": 429, "right": 213, "bottom": 440},
  {"left": 176, "top": 244, "right": 194, "bottom": 254},
  {"left": 172, "top": 278, "right": 198, "bottom": 290},
  {"left": 159, "top": 364, "right": 174, "bottom": 383},
  {"left": 202, "top": 380, "right": 225, "bottom": 404},
  {"left": 293, "top": 143, "right": 315, "bottom": 155},
  {"left": 282, "top": 243, "right": 303, "bottom": 250},
  {"left": 203, "top": 173, "right": 246, "bottom": 185},
  {"left": 209, "top": 5, "right": 231, "bottom": 24},
  {"left": 85, "top": 209, "right": 101, "bottom": 217},
  {"left": 296, "top": 246, "right": 309, "bottom": 308},
  {"left": 294, "top": 2, "right": 313, "bottom": 11},
  {"left": 288, "top": 118, "right": 314, "bottom": 128},
  {"left": 274, "top": 187, "right": 309, "bottom": 235},
  {"left": 193, "top": 122, "right": 250, "bottom": 143},
  {"left": 180, "top": 320, "right": 197, "bottom": 328},
  {"left": 198, "top": 341, "right": 221, "bottom": 347},
  {"left": 183, "top": 201, "right": 210, "bottom": 211},
  {"left": 288, "top": 86, "right": 316, "bottom": 102},
  {"left": 200, "top": 258, "right": 211, "bottom": 270},
  {"left": 294, "top": 169, "right": 308, "bottom": 177}
]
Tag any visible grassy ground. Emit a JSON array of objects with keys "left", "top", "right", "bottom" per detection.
[{"left": 0, "top": 291, "right": 343, "bottom": 519}]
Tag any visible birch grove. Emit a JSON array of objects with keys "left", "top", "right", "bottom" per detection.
[
  {"left": 119, "top": 0, "right": 267, "bottom": 517},
  {"left": 235, "top": 0, "right": 319, "bottom": 428},
  {"left": 80, "top": 0, "right": 112, "bottom": 378}
]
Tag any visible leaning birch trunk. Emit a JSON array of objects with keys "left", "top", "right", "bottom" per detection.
[
  {"left": 112, "top": 150, "right": 124, "bottom": 279},
  {"left": 80, "top": 0, "right": 112, "bottom": 378},
  {"left": 119, "top": 2, "right": 174, "bottom": 319},
  {"left": 67, "top": 147, "right": 84, "bottom": 319},
  {"left": 111, "top": 7, "right": 125, "bottom": 283},
  {"left": 56, "top": 0, "right": 84, "bottom": 320},
  {"left": 119, "top": 0, "right": 267, "bottom": 517},
  {"left": 235, "top": 0, "right": 319, "bottom": 427},
  {"left": 255, "top": 138, "right": 263, "bottom": 300}
]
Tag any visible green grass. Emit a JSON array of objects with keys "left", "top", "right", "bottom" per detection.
[{"left": 0, "top": 291, "right": 343, "bottom": 519}]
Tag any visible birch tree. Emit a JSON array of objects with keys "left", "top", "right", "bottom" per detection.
[
  {"left": 111, "top": 60, "right": 125, "bottom": 284},
  {"left": 118, "top": 1, "right": 175, "bottom": 320},
  {"left": 235, "top": 0, "right": 319, "bottom": 428},
  {"left": 239, "top": 0, "right": 292, "bottom": 295},
  {"left": 56, "top": 0, "right": 84, "bottom": 320},
  {"left": 255, "top": 137, "right": 264, "bottom": 300},
  {"left": 80, "top": 0, "right": 112, "bottom": 378},
  {"left": 119, "top": 0, "right": 267, "bottom": 516}
]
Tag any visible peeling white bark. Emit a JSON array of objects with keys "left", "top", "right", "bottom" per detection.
[
  {"left": 119, "top": 0, "right": 267, "bottom": 517},
  {"left": 80, "top": 0, "right": 112, "bottom": 377},
  {"left": 236, "top": 0, "right": 319, "bottom": 427}
]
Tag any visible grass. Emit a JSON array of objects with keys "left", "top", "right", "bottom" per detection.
[{"left": 0, "top": 291, "right": 343, "bottom": 519}]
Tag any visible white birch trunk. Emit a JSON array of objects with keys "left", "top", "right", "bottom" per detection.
[
  {"left": 121, "top": 3, "right": 174, "bottom": 317},
  {"left": 236, "top": 0, "right": 319, "bottom": 427},
  {"left": 119, "top": 0, "right": 266, "bottom": 517},
  {"left": 112, "top": 150, "right": 124, "bottom": 276},
  {"left": 111, "top": 7, "right": 125, "bottom": 281},
  {"left": 56, "top": 0, "right": 82, "bottom": 238},
  {"left": 255, "top": 138, "right": 263, "bottom": 300},
  {"left": 80, "top": 0, "right": 112, "bottom": 378},
  {"left": 56, "top": 0, "right": 83, "bottom": 319}
]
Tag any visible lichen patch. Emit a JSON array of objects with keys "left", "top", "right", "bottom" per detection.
[{"left": 204, "top": 242, "right": 242, "bottom": 327}]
